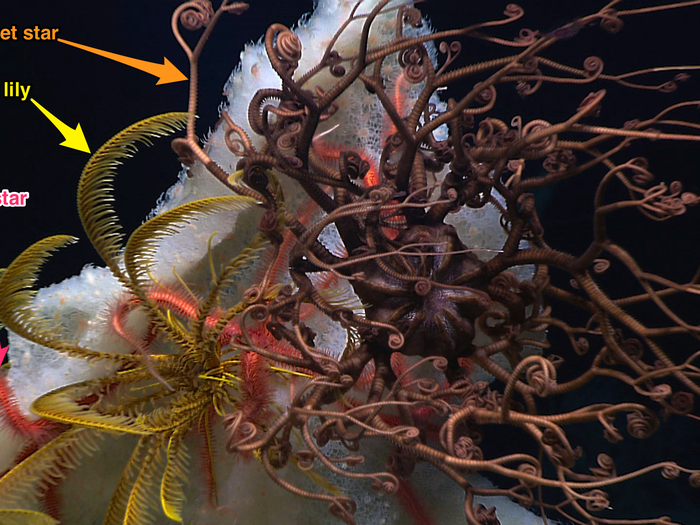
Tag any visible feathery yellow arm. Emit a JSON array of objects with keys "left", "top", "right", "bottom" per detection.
[
  {"left": 0, "top": 235, "right": 142, "bottom": 366},
  {"left": 0, "top": 510, "right": 60, "bottom": 525},
  {"left": 77, "top": 112, "right": 190, "bottom": 287}
]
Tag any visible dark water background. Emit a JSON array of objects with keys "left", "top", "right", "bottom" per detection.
[{"left": 0, "top": 1, "right": 698, "bottom": 522}]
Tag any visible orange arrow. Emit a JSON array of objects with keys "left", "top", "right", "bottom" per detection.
[{"left": 57, "top": 38, "right": 187, "bottom": 85}]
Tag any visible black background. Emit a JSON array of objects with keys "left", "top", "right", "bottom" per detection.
[
  {"left": 0, "top": 1, "right": 697, "bottom": 285},
  {"left": 0, "top": 1, "right": 699, "bottom": 522}
]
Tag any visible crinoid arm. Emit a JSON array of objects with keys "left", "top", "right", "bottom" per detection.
[
  {"left": 0, "top": 509, "right": 60, "bottom": 525},
  {"left": 1, "top": 0, "right": 699, "bottom": 524}
]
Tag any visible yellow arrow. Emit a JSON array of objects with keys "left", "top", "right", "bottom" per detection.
[
  {"left": 30, "top": 98, "right": 90, "bottom": 153},
  {"left": 57, "top": 38, "right": 187, "bottom": 85}
]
